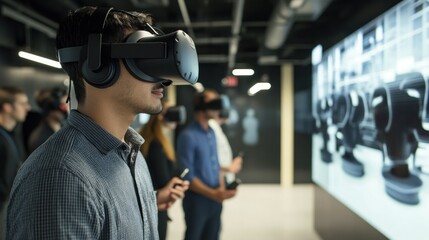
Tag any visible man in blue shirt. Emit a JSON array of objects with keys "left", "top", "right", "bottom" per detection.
[
  {"left": 7, "top": 6, "right": 192, "bottom": 239},
  {"left": 177, "top": 89, "right": 237, "bottom": 240}
]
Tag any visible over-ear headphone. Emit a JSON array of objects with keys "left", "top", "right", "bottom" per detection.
[
  {"left": 81, "top": 7, "right": 119, "bottom": 88},
  {"left": 164, "top": 105, "right": 187, "bottom": 124},
  {"left": 57, "top": 7, "right": 199, "bottom": 88}
]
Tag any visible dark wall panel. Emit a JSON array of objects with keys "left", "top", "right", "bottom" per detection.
[{"left": 314, "top": 185, "right": 387, "bottom": 240}]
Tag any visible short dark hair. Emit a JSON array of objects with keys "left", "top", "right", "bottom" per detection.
[
  {"left": 56, "top": 6, "right": 153, "bottom": 103},
  {"left": 34, "top": 87, "right": 67, "bottom": 114},
  {"left": 0, "top": 86, "right": 25, "bottom": 112}
]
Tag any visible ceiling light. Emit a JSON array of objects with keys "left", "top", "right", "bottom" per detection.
[
  {"left": 248, "top": 82, "right": 271, "bottom": 96},
  {"left": 289, "top": 0, "right": 305, "bottom": 9},
  {"left": 232, "top": 68, "right": 254, "bottom": 76},
  {"left": 18, "top": 51, "right": 62, "bottom": 68}
]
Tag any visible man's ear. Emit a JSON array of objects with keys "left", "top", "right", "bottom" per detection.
[{"left": 2, "top": 102, "right": 13, "bottom": 113}]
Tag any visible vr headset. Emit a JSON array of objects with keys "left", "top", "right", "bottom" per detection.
[
  {"left": 57, "top": 7, "right": 199, "bottom": 88},
  {"left": 195, "top": 94, "right": 231, "bottom": 111},
  {"left": 164, "top": 105, "right": 186, "bottom": 124}
]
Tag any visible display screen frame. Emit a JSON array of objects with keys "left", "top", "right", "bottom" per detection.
[{"left": 311, "top": 0, "right": 429, "bottom": 239}]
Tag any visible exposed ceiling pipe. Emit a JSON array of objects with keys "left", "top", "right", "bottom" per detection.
[
  {"left": 228, "top": 0, "right": 245, "bottom": 72},
  {"left": 194, "top": 37, "right": 230, "bottom": 45},
  {"left": 1, "top": 5, "right": 57, "bottom": 38},
  {"left": 177, "top": 0, "right": 195, "bottom": 39},
  {"left": 130, "top": 0, "right": 169, "bottom": 7},
  {"left": 2, "top": 0, "right": 58, "bottom": 30},
  {"left": 264, "top": 0, "right": 298, "bottom": 50},
  {"left": 62, "top": 0, "right": 79, "bottom": 10},
  {"left": 162, "top": 20, "right": 232, "bottom": 28},
  {"left": 161, "top": 20, "right": 268, "bottom": 28},
  {"left": 198, "top": 55, "right": 229, "bottom": 63}
]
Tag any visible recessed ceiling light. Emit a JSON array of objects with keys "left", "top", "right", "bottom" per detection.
[{"left": 232, "top": 69, "right": 254, "bottom": 76}]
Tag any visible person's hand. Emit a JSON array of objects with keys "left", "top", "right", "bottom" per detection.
[
  {"left": 156, "top": 177, "right": 190, "bottom": 211},
  {"left": 211, "top": 188, "right": 237, "bottom": 203},
  {"left": 229, "top": 156, "right": 243, "bottom": 173}
]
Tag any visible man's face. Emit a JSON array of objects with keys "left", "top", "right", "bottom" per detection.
[
  {"left": 114, "top": 61, "right": 164, "bottom": 115},
  {"left": 12, "top": 93, "right": 31, "bottom": 122}
]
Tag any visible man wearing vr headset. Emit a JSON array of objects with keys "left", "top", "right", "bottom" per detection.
[
  {"left": 7, "top": 6, "right": 197, "bottom": 240},
  {"left": 176, "top": 89, "right": 237, "bottom": 240},
  {"left": 27, "top": 87, "right": 69, "bottom": 154}
]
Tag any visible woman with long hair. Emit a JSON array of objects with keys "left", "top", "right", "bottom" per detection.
[{"left": 140, "top": 101, "right": 185, "bottom": 240}]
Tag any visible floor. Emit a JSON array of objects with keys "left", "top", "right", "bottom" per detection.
[{"left": 166, "top": 184, "right": 322, "bottom": 240}]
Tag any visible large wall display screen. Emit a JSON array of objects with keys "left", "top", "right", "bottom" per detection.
[{"left": 312, "top": 0, "right": 429, "bottom": 239}]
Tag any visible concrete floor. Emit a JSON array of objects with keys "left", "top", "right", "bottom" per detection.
[{"left": 166, "top": 184, "right": 321, "bottom": 240}]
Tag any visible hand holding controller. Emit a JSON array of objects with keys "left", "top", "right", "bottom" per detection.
[{"left": 174, "top": 168, "right": 189, "bottom": 188}]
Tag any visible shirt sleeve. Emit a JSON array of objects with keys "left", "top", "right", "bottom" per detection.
[
  {"left": 176, "top": 131, "right": 196, "bottom": 181},
  {"left": 7, "top": 169, "right": 103, "bottom": 240}
]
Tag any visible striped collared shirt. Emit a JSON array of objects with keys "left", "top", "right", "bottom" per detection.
[{"left": 7, "top": 110, "right": 159, "bottom": 240}]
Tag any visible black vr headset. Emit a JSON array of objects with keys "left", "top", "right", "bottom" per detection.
[
  {"left": 194, "top": 94, "right": 231, "bottom": 111},
  {"left": 57, "top": 7, "right": 199, "bottom": 88},
  {"left": 164, "top": 105, "right": 186, "bottom": 124}
]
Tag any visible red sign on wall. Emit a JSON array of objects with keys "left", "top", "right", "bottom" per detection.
[{"left": 222, "top": 76, "right": 238, "bottom": 87}]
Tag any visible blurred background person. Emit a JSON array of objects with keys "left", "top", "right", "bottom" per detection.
[
  {"left": 139, "top": 100, "right": 187, "bottom": 240},
  {"left": 176, "top": 89, "right": 237, "bottom": 240},
  {"left": 209, "top": 108, "right": 243, "bottom": 185},
  {"left": 0, "top": 86, "right": 30, "bottom": 240},
  {"left": 27, "top": 87, "right": 68, "bottom": 154}
]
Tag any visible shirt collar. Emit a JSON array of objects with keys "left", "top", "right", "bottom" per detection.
[
  {"left": 191, "top": 121, "right": 213, "bottom": 133},
  {"left": 67, "top": 110, "right": 144, "bottom": 154}
]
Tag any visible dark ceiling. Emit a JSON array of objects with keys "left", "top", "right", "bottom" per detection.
[{"left": 1, "top": 0, "right": 402, "bottom": 75}]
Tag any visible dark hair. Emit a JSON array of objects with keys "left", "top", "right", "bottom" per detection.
[
  {"left": 139, "top": 100, "right": 176, "bottom": 162},
  {"left": 56, "top": 6, "right": 153, "bottom": 103},
  {"left": 0, "top": 86, "right": 25, "bottom": 112},
  {"left": 35, "top": 87, "right": 67, "bottom": 114}
]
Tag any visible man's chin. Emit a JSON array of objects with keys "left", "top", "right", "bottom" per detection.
[{"left": 146, "top": 105, "right": 163, "bottom": 115}]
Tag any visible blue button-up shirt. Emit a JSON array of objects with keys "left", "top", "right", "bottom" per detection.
[
  {"left": 176, "top": 121, "right": 220, "bottom": 188},
  {"left": 7, "top": 110, "right": 158, "bottom": 240}
]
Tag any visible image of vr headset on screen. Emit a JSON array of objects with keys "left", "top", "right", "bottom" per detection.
[
  {"left": 315, "top": 96, "right": 334, "bottom": 163},
  {"left": 57, "top": 8, "right": 199, "bottom": 88},
  {"left": 371, "top": 72, "right": 429, "bottom": 205},
  {"left": 332, "top": 90, "right": 367, "bottom": 177}
]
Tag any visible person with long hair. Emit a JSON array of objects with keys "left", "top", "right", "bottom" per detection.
[{"left": 140, "top": 101, "right": 186, "bottom": 240}]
